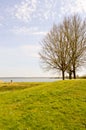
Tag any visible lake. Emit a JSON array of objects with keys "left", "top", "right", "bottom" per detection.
[{"left": 0, "top": 77, "right": 61, "bottom": 82}]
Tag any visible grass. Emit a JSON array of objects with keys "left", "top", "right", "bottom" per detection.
[{"left": 0, "top": 79, "right": 86, "bottom": 130}]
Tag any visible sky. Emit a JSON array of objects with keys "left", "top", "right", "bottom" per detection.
[{"left": 0, "top": 0, "right": 86, "bottom": 77}]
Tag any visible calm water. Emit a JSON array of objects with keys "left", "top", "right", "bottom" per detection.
[{"left": 0, "top": 77, "right": 60, "bottom": 82}]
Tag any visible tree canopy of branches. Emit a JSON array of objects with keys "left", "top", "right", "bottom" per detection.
[{"left": 39, "top": 15, "right": 86, "bottom": 80}]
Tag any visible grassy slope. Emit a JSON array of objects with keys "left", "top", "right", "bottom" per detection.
[{"left": 0, "top": 80, "right": 86, "bottom": 130}]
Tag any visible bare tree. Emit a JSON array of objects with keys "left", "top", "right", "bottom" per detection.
[
  {"left": 39, "top": 15, "right": 86, "bottom": 80},
  {"left": 62, "top": 15, "right": 86, "bottom": 79},
  {"left": 39, "top": 24, "right": 70, "bottom": 80}
]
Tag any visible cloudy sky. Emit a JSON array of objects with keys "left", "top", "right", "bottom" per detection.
[{"left": 0, "top": 0, "right": 86, "bottom": 77}]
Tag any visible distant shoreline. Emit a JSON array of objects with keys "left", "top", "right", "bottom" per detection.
[
  {"left": 0, "top": 77, "right": 60, "bottom": 82},
  {"left": 0, "top": 77, "right": 61, "bottom": 79}
]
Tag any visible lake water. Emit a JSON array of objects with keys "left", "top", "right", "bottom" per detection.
[{"left": 0, "top": 77, "right": 60, "bottom": 82}]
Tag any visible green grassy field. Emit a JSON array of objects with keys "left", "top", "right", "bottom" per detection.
[{"left": 0, "top": 79, "right": 86, "bottom": 130}]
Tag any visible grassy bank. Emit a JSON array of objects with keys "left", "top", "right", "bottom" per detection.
[{"left": 0, "top": 80, "right": 86, "bottom": 130}]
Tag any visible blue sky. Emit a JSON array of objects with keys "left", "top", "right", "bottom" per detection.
[{"left": 0, "top": 0, "right": 86, "bottom": 77}]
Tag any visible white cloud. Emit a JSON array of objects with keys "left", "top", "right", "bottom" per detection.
[
  {"left": 0, "top": 0, "right": 86, "bottom": 25},
  {"left": 13, "top": 0, "right": 58, "bottom": 22},
  {"left": 13, "top": 0, "right": 86, "bottom": 23},
  {"left": 11, "top": 26, "right": 47, "bottom": 35},
  {"left": 41, "top": 0, "right": 57, "bottom": 20},
  {"left": 61, "top": 0, "right": 86, "bottom": 16},
  {"left": 75, "top": 0, "right": 86, "bottom": 12},
  {"left": 14, "top": 0, "right": 37, "bottom": 22}
]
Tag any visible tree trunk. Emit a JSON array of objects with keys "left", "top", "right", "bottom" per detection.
[
  {"left": 62, "top": 71, "right": 65, "bottom": 80},
  {"left": 73, "top": 69, "right": 76, "bottom": 79},
  {"left": 72, "top": 64, "right": 76, "bottom": 79},
  {"left": 69, "top": 70, "right": 72, "bottom": 79}
]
